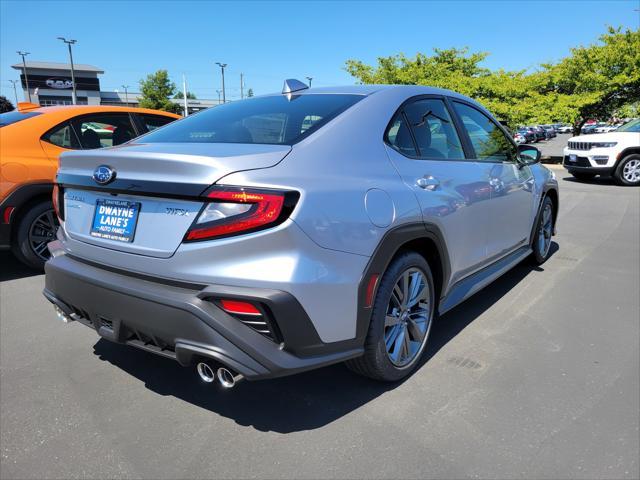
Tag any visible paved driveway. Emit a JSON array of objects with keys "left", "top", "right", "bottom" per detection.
[{"left": 1, "top": 171, "right": 638, "bottom": 479}]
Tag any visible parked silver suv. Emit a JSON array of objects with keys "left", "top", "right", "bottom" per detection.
[{"left": 44, "top": 81, "right": 558, "bottom": 386}]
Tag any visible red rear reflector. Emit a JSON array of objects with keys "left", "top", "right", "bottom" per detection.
[
  {"left": 52, "top": 185, "right": 60, "bottom": 219},
  {"left": 220, "top": 299, "right": 261, "bottom": 316},
  {"left": 365, "top": 274, "right": 380, "bottom": 308},
  {"left": 2, "top": 206, "right": 15, "bottom": 224}
]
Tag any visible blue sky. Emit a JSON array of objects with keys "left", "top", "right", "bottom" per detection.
[{"left": 1, "top": 0, "right": 638, "bottom": 102}]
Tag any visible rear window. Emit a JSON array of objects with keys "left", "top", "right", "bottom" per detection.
[
  {"left": 140, "top": 94, "right": 364, "bottom": 145},
  {"left": 0, "top": 110, "right": 42, "bottom": 127}
]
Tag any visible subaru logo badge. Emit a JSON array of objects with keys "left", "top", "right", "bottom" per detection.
[{"left": 93, "top": 165, "right": 115, "bottom": 185}]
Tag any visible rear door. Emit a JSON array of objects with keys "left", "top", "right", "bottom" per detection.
[
  {"left": 384, "top": 96, "right": 491, "bottom": 284},
  {"left": 451, "top": 101, "right": 535, "bottom": 260}
]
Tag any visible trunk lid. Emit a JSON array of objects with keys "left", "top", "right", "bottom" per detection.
[{"left": 58, "top": 142, "right": 291, "bottom": 258}]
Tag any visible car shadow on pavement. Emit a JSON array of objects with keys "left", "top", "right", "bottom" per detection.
[
  {"left": 93, "top": 242, "right": 559, "bottom": 433},
  {"left": 562, "top": 176, "right": 619, "bottom": 186},
  {"left": 0, "top": 252, "right": 42, "bottom": 281}
]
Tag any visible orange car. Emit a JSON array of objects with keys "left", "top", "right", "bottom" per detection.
[{"left": 0, "top": 103, "right": 180, "bottom": 268}]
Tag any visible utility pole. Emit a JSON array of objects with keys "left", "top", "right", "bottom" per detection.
[
  {"left": 216, "top": 62, "right": 227, "bottom": 103},
  {"left": 57, "top": 37, "right": 77, "bottom": 105},
  {"left": 306, "top": 76, "right": 313, "bottom": 88},
  {"left": 240, "top": 73, "right": 244, "bottom": 100},
  {"left": 9, "top": 80, "right": 19, "bottom": 104},
  {"left": 182, "top": 74, "right": 189, "bottom": 116},
  {"left": 121, "top": 85, "right": 129, "bottom": 106},
  {"left": 16, "top": 51, "right": 31, "bottom": 102}
]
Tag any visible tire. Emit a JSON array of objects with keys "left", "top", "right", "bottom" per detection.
[
  {"left": 570, "top": 171, "right": 596, "bottom": 181},
  {"left": 11, "top": 200, "right": 59, "bottom": 270},
  {"left": 614, "top": 154, "right": 640, "bottom": 186},
  {"left": 530, "top": 197, "right": 554, "bottom": 265},
  {"left": 346, "top": 252, "right": 435, "bottom": 382}
]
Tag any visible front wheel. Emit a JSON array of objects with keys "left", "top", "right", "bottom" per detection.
[
  {"left": 614, "top": 154, "right": 640, "bottom": 186},
  {"left": 346, "top": 252, "right": 435, "bottom": 382},
  {"left": 530, "top": 197, "right": 554, "bottom": 265}
]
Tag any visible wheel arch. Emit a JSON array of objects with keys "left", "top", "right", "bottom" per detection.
[
  {"left": 355, "top": 222, "right": 451, "bottom": 343},
  {"left": 1, "top": 182, "right": 54, "bottom": 243}
]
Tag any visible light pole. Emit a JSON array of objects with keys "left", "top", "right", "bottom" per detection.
[
  {"left": 57, "top": 37, "right": 77, "bottom": 105},
  {"left": 306, "top": 76, "right": 313, "bottom": 88},
  {"left": 9, "top": 80, "right": 19, "bottom": 104},
  {"left": 216, "top": 62, "right": 227, "bottom": 103},
  {"left": 216, "top": 90, "right": 221, "bottom": 104},
  {"left": 240, "top": 72, "right": 244, "bottom": 100},
  {"left": 121, "top": 85, "right": 129, "bottom": 106},
  {"left": 16, "top": 51, "right": 31, "bottom": 102}
]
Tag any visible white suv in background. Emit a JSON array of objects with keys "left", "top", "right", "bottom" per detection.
[{"left": 563, "top": 119, "right": 640, "bottom": 185}]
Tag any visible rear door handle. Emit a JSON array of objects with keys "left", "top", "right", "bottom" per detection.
[{"left": 416, "top": 175, "right": 440, "bottom": 191}]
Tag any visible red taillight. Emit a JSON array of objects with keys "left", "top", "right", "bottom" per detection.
[
  {"left": 220, "top": 299, "right": 261, "bottom": 316},
  {"left": 185, "top": 187, "right": 297, "bottom": 241}
]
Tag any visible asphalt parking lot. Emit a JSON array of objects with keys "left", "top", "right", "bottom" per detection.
[{"left": 1, "top": 170, "right": 638, "bottom": 479}]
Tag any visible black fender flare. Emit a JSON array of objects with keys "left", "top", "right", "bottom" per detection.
[
  {"left": 529, "top": 184, "right": 559, "bottom": 246},
  {"left": 1, "top": 181, "right": 54, "bottom": 227},
  {"left": 354, "top": 222, "right": 451, "bottom": 342}
]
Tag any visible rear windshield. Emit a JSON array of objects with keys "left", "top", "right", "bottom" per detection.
[
  {"left": 140, "top": 94, "right": 364, "bottom": 145},
  {"left": 0, "top": 110, "right": 42, "bottom": 127}
]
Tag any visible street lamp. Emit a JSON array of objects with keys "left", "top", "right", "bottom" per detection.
[
  {"left": 216, "top": 90, "right": 221, "bottom": 104},
  {"left": 57, "top": 37, "right": 77, "bottom": 105},
  {"left": 9, "top": 80, "right": 19, "bottom": 104},
  {"left": 306, "top": 76, "right": 313, "bottom": 88},
  {"left": 16, "top": 51, "right": 31, "bottom": 102},
  {"left": 121, "top": 85, "right": 130, "bottom": 106},
  {"left": 216, "top": 62, "right": 227, "bottom": 103}
]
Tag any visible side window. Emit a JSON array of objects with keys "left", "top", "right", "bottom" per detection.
[
  {"left": 71, "top": 114, "right": 137, "bottom": 149},
  {"left": 403, "top": 99, "right": 464, "bottom": 159},
  {"left": 140, "top": 114, "right": 176, "bottom": 132},
  {"left": 385, "top": 112, "right": 418, "bottom": 157},
  {"left": 452, "top": 102, "right": 517, "bottom": 162},
  {"left": 42, "top": 122, "right": 80, "bottom": 149}
]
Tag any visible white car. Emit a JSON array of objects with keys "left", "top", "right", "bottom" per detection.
[
  {"left": 556, "top": 124, "right": 573, "bottom": 134},
  {"left": 563, "top": 119, "right": 640, "bottom": 185}
]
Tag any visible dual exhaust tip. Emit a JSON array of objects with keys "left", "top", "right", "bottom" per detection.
[{"left": 196, "top": 362, "right": 244, "bottom": 388}]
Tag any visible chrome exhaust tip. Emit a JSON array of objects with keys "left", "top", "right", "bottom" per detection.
[
  {"left": 54, "top": 305, "right": 73, "bottom": 323},
  {"left": 196, "top": 362, "right": 216, "bottom": 383},
  {"left": 216, "top": 367, "right": 244, "bottom": 388}
]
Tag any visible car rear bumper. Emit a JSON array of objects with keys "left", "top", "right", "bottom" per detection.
[{"left": 43, "top": 242, "right": 363, "bottom": 380}]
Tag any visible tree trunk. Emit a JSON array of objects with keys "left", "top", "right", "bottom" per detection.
[{"left": 574, "top": 118, "right": 587, "bottom": 136}]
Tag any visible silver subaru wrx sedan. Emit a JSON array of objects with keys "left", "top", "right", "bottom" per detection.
[{"left": 44, "top": 81, "right": 558, "bottom": 386}]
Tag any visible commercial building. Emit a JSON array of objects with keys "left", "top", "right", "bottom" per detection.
[{"left": 11, "top": 61, "right": 218, "bottom": 113}]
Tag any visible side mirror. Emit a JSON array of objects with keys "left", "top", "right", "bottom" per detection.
[{"left": 517, "top": 144, "right": 541, "bottom": 165}]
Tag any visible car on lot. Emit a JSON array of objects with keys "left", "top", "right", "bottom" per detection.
[
  {"left": 530, "top": 126, "right": 547, "bottom": 141},
  {"left": 43, "top": 81, "right": 559, "bottom": 387},
  {"left": 555, "top": 124, "right": 573, "bottom": 134},
  {"left": 513, "top": 132, "right": 526, "bottom": 144},
  {"left": 563, "top": 118, "right": 640, "bottom": 185},
  {"left": 517, "top": 127, "right": 537, "bottom": 143},
  {"left": 541, "top": 125, "right": 557, "bottom": 138},
  {"left": 0, "top": 104, "right": 180, "bottom": 268}
]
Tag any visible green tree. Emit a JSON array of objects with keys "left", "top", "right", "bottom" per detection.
[
  {"left": 174, "top": 91, "right": 196, "bottom": 99},
  {"left": 247, "top": 88, "right": 254, "bottom": 98},
  {"left": 345, "top": 27, "right": 640, "bottom": 133},
  {"left": 0, "top": 95, "right": 14, "bottom": 113},
  {"left": 138, "top": 70, "right": 182, "bottom": 114}
]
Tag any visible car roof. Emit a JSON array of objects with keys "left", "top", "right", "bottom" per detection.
[
  {"left": 261, "top": 84, "right": 474, "bottom": 99},
  {"left": 25, "top": 105, "right": 181, "bottom": 118}
]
